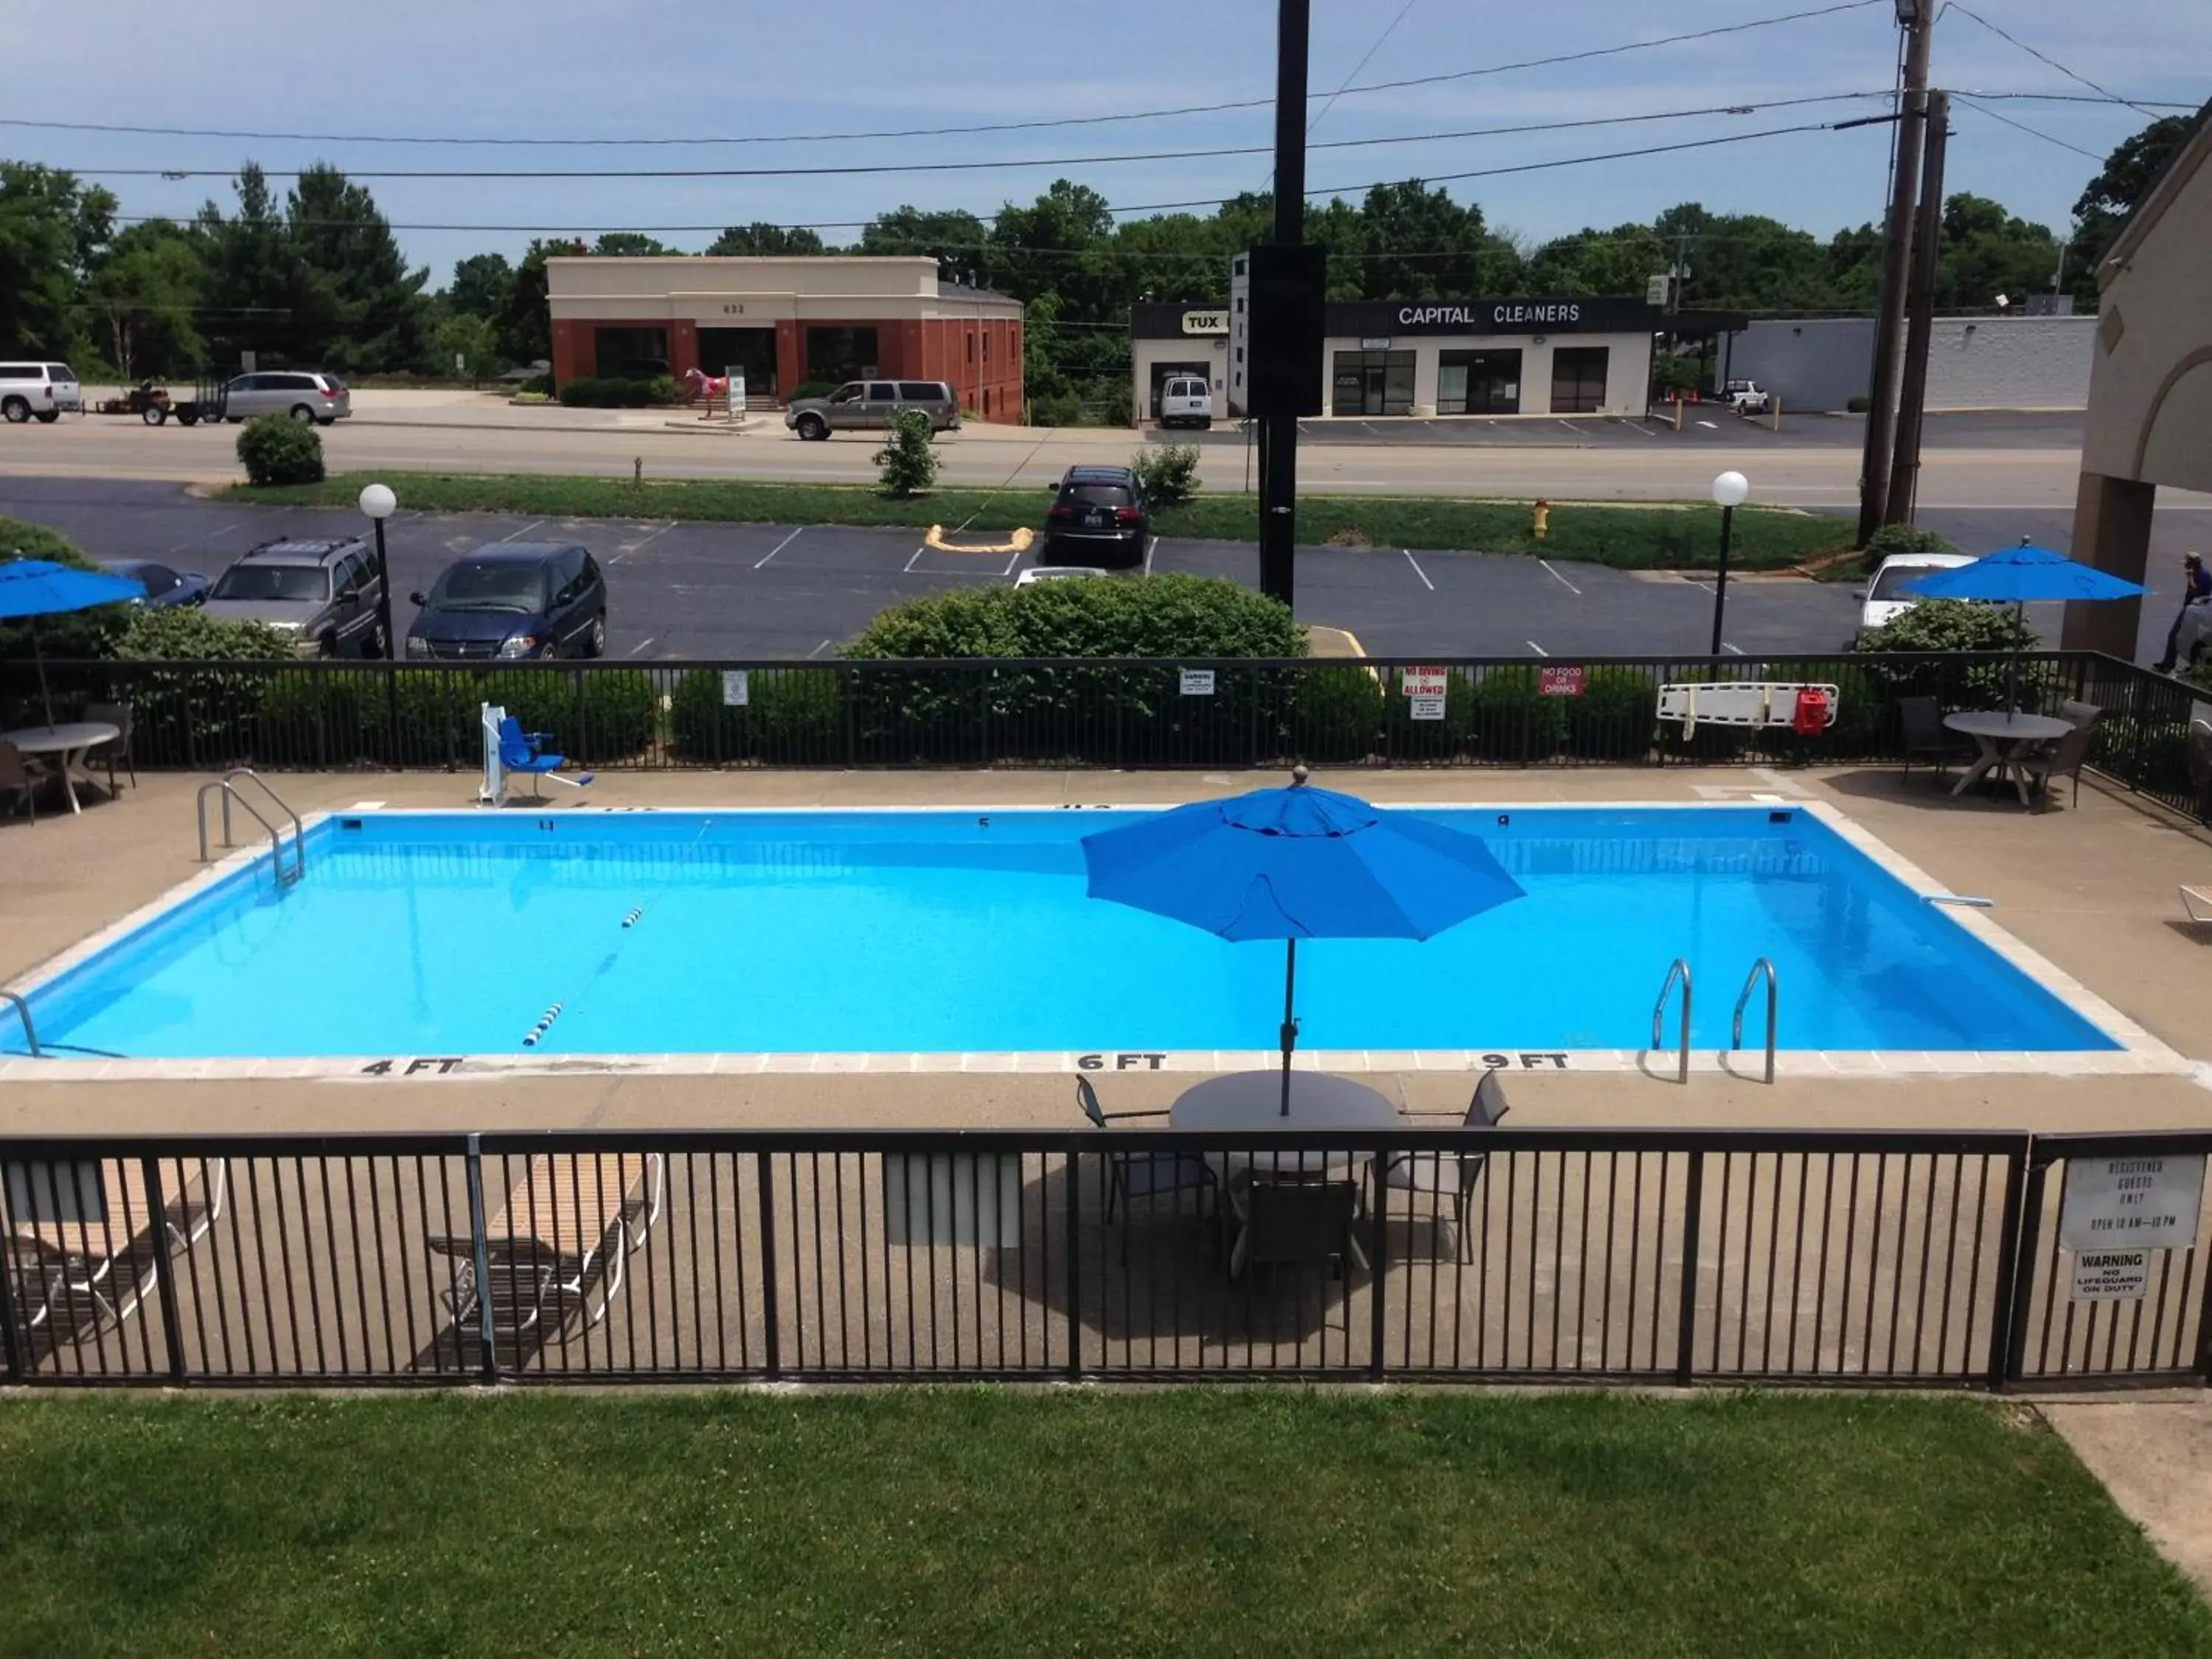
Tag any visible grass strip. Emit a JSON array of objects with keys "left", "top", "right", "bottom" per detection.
[
  {"left": 228, "top": 472, "right": 1854, "bottom": 571},
  {"left": 0, "top": 1390, "right": 2202, "bottom": 1658}
]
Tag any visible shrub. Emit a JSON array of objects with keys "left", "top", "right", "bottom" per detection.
[
  {"left": 1, "top": 519, "right": 118, "bottom": 669},
  {"left": 236, "top": 415, "right": 324, "bottom": 487},
  {"left": 1656, "top": 666, "right": 1753, "bottom": 762},
  {"left": 1029, "top": 392, "right": 1084, "bottom": 428},
  {"left": 874, "top": 407, "right": 939, "bottom": 498},
  {"left": 1468, "top": 664, "right": 1566, "bottom": 761},
  {"left": 515, "top": 372, "right": 552, "bottom": 396},
  {"left": 1566, "top": 665, "right": 1660, "bottom": 760},
  {"left": 847, "top": 572, "right": 1302, "bottom": 663},
  {"left": 670, "top": 667, "right": 844, "bottom": 763},
  {"left": 1133, "top": 442, "right": 1201, "bottom": 509},
  {"left": 789, "top": 380, "right": 841, "bottom": 402},
  {"left": 97, "top": 607, "right": 294, "bottom": 765},
  {"left": 1293, "top": 667, "right": 1386, "bottom": 762},
  {"left": 1860, "top": 521, "right": 1958, "bottom": 575},
  {"left": 1381, "top": 669, "right": 1477, "bottom": 762},
  {"left": 260, "top": 665, "right": 661, "bottom": 768},
  {"left": 1846, "top": 394, "right": 1871, "bottom": 414},
  {"left": 554, "top": 376, "right": 680, "bottom": 408},
  {"left": 1856, "top": 597, "right": 2039, "bottom": 709}
]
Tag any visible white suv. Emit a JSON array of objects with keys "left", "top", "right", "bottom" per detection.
[
  {"left": 1159, "top": 375, "right": 1214, "bottom": 429},
  {"left": 1721, "top": 380, "right": 1772, "bottom": 415},
  {"left": 0, "top": 362, "right": 82, "bottom": 423}
]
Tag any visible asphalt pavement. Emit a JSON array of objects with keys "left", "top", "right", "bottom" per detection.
[{"left": 0, "top": 474, "right": 2190, "bottom": 664}]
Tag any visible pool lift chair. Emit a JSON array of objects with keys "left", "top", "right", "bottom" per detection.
[{"left": 481, "top": 703, "right": 594, "bottom": 807}]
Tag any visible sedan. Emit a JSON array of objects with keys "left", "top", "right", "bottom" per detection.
[{"left": 96, "top": 557, "right": 210, "bottom": 608}]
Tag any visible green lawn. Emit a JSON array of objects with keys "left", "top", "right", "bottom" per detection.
[
  {"left": 0, "top": 1391, "right": 2201, "bottom": 1658},
  {"left": 227, "top": 472, "right": 1854, "bottom": 571}
]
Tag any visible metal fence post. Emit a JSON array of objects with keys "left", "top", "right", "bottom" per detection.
[
  {"left": 142, "top": 1157, "right": 189, "bottom": 1384},
  {"left": 1675, "top": 1150, "right": 1705, "bottom": 1385},
  {"left": 1064, "top": 1151, "right": 1083, "bottom": 1380},
  {"left": 843, "top": 665, "right": 858, "bottom": 768},
  {"left": 756, "top": 1153, "right": 781, "bottom": 1379},
  {"left": 1983, "top": 1141, "right": 2031, "bottom": 1391},
  {"left": 2194, "top": 1225, "right": 2212, "bottom": 1383},
  {"left": 0, "top": 1196, "right": 22, "bottom": 1382},
  {"left": 1367, "top": 1142, "right": 1390, "bottom": 1381},
  {"left": 2000, "top": 1155, "right": 2050, "bottom": 1391},
  {"left": 463, "top": 1134, "right": 498, "bottom": 1382}
]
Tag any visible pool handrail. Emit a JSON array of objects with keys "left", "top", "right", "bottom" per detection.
[
  {"left": 1651, "top": 958, "right": 1691, "bottom": 1085},
  {"left": 1, "top": 988, "right": 40, "bottom": 1057},
  {"left": 1731, "top": 957, "right": 1778, "bottom": 1085},
  {"left": 196, "top": 769, "right": 305, "bottom": 886}
]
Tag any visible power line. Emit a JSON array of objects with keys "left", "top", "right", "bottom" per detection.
[
  {"left": 1955, "top": 94, "right": 2108, "bottom": 161},
  {"left": 1310, "top": 0, "right": 1420, "bottom": 136},
  {"left": 1940, "top": 3, "right": 2169, "bottom": 119},
  {"left": 0, "top": 0, "right": 1889, "bottom": 151},
  {"left": 63, "top": 96, "right": 1890, "bottom": 182}
]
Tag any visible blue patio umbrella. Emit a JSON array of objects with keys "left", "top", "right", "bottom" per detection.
[
  {"left": 1904, "top": 540, "right": 2146, "bottom": 711},
  {"left": 1082, "top": 773, "right": 1524, "bottom": 1114},
  {"left": 0, "top": 559, "right": 146, "bottom": 726}
]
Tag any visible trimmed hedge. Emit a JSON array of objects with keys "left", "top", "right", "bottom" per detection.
[
  {"left": 237, "top": 416, "right": 324, "bottom": 487},
  {"left": 556, "top": 376, "right": 681, "bottom": 408},
  {"left": 256, "top": 667, "right": 661, "bottom": 768}
]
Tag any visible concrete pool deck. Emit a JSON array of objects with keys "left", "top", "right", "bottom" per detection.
[{"left": 3, "top": 760, "right": 2212, "bottom": 1135}]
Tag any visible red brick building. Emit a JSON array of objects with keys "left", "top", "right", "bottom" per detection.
[{"left": 546, "top": 255, "right": 1025, "bottom": 420}]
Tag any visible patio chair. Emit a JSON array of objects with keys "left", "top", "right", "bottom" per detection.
[
  {"left": 2059, "top": 698, "right": 2103, "bottom": 732},
  {"left": 2022, "top": 723, "right": 2095, "bottom": 809},
  {"left": 1227, "top": 1175, "right": 1363, "bottom": 1280},
  {"left": 2179, "top": 886, "right": 2212, "bottom": 928},
  {"left": 1078, "top": 1077, "right": 1216, "bottom": 1263},
  {"left": 1383, "top": 1069, "right": 1510, "bottom": 1262},
  {"left": 81, "top": 700, "right": 136, "bottom": 791},
  {"left": 426, "top": 1151, "right": 664, "bottom": 1342},
  {"left": 3, "top": 1155, "right": 226, "bottom": 1333},
  {"left": 1898, "top": 696, "right": 1961, "bottom": 783},
  {"left": 0, "top": 740, "right": 34, "bottom": 822}
]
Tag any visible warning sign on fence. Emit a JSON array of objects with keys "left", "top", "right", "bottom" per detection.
[
  {"left": 2072, "top": 1248, "right": 2150, "bottom": 1301},
  {"left": 1401, "top": 667, "right": 1447, "bottom": 698}
]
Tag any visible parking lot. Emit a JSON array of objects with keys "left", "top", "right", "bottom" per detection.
[{"left": 0, "top": 474, "right": 2185, "bottom": 663}]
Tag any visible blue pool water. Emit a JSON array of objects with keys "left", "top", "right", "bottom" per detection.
[{"left": 20, "top": 807, "right": 2116, "bottom": 1060}]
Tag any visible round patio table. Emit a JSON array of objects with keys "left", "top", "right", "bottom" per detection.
[
  {"left": 1943, "top": 711, "right": 2073, "bottom": 808},
  {"left": 1171, "top": 1071, "right": 1402, "bottom": 1178},
  {"left": 1, "top": 721, "right": 119, "bottom": 815}
]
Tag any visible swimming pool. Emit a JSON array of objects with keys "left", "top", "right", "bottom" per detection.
[{"left": 10, "top": 804, "right": 2136, "bottom": 1068}]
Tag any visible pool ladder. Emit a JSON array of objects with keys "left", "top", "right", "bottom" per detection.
[
  {"left": 1649, "top": 957, "right": 1781, "bottom": 1085},
  {"left": 1, "top": 988, "right": 39, "bottom": 1057},
  {"left": 196, "top": 768, "right": 305, "bottom": 888}
]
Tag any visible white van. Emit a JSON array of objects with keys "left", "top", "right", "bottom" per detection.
[
  {"left": 0, "top": 362, "right": 82, "bottom": 423},
  {"left": 1159, "top": 375, "right": 1213, "bottom": 430}
]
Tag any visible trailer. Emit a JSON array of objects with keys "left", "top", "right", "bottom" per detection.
[{"left": 91, "top": 376, "right": 229, "bottom": 426}]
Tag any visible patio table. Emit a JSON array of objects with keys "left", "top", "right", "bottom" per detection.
[
  {"left": 1171, "top": 1071, "right": 1402, "bottom": 1179},
  {"left": 1, "top": 721, "right": 119, "bottom": 815},
  {"left": 1944, "top": 711, "right": 2072, "bottom": 808}
]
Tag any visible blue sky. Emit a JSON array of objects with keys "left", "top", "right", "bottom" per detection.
[{"left": 7, "top": 0, "right": 2204, "bottom": 288}]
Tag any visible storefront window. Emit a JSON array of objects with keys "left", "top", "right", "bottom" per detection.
[
  {"left": 806, "top": 326, "right": 880, "bottom": 384},
  {"left": 593, "top": 327, "right": 669, "bottom": 380},
  {"left": 1329, "top": 349, "right": 1416, "bottom": 417},
  {"left": 1436, "top": 349, "right": 1521, "bottom": 415},
  {"left": 1550, "top": 347, "right": 1611, "bottom": 414}
]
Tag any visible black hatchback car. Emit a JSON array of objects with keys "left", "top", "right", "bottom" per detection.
[
  {"left": 1042, "top": 465, "right": 1150, "bottom": 568},
  {"left": 404, "top": 543, "right": 608, "bottom": 661}
]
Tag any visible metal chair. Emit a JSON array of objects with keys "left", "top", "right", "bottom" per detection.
[
  {"left": 2059, "top": 698, "right": 2103, "bottom": 732},
  {"left": 1227, "top": 1176, "right": 1363, "bottom": 1280},
  {"left": 2023, "top": 723, "right": 2096, "bottom": 809},
  {"left": 1077, "top": 1077, "right": 1217, "bottom": 1263},
  {"left": 0, "top": 740, "right": 35, "bottom": 822},
  {"left": 81, "top": 700, "right": 135, "bottom": 791},
  {"left": 1898, "top": 696, "right": 1961, "bottom": 783},
  {"left": 1385, "top": 1068, "right": 1510, "bottom": 1261}
]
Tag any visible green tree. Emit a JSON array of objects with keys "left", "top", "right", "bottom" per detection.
[
  {"left": 1526, "top": 222, "right": 1668, "bottom": 297},
  {"left": 431, "top": 312, "right": 500, "bottom": 383},
  {"left": 1935, "top": 194, "right": 2059, "bottom": 309},
  {"left": 2069, "top": 113, "right": 2197, "bottom": 307},
  {"left": 1355, "top": 180, "right": 1520, "bottom": 299},
  {"left": 987, "top": 181, "right": 1116, "bottom": 316},
  {"left": 858, "top": 206, "right": 988, "bottom": 278},
  {"left": 591, "top": 232, "right": 673, "bottom": 257},
  {"left": 284, "top": 164, "right": 430, "bottom": 372},
  {"left": 194, "top": 163, "right": 292, "bottom": 369},
  {"left": 1652, "top": 204, "right": 1829, "bottom": 313},
  {"left": 83, "top": 219, "right": 206, "bottom": 380},
  {"left": 0, "top": 162, "right": 115, "bottom": 356},
  {"left": 445, "top": 252, "right": 514, "bottom": 321},
  {"left": 706, "top": 223, "right": 827, "bottom": 256},
  {"left": 501, "top": 238, "right": 576, "bottom": 366}
]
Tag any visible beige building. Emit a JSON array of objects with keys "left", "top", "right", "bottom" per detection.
[
  {"left": 2065, "top": 109, "right": 2212, "bottom": 657},
  {"left": 546, "top": 256, "right": 1024, "bottom": 419}
]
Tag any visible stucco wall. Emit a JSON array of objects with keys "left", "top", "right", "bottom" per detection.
[{"left": 1726, "top": 315, "right": 2093, "bottom": 411}]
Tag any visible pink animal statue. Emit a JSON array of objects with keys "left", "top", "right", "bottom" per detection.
[{"left": 681, "top": 366, "right": 731, "bottom": 406}]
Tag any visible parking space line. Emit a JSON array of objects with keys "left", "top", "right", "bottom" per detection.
[
  {"left": 1538, "top": 559, "right": 1581, "bottom": 595},
  {"left": 1555, "top": 420, "right": 1587, "bottom": 437},
  {"left": 1001, "top": 547, "right": 1023, "bottom": 577},
  {"left": 170, "top": 518, "right": 242, "bottom": 552},
  {"left": 1526, "top": 639, "right": 1549, "bottom": 656},
  {"left": 606, "top": 522, "right": 673, "bottom": 566},
  {"left": 1144, "top": 535, "right": 1158, "bottom": 576},
  {"left": 626, "top": 636, "right": 656, "bottom": 658},
  {"left": 902, "top": 546, "right": 925, "bottom": 572},
  {"left": 1722, "top": 642, "right": 1745, "bottom": 655},
  {"left": 1401, "top": 549, "right": 1435, "bottom": 591},
  {"left": 754, "top": 526, "right": 804, "bottom": 569},
  {"left": 807, "top": 638, "right": 835, "bottom": 659},
  {"left": 493, "top": 518, "right": 548, "bottom": 543}
]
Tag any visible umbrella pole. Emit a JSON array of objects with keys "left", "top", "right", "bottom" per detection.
[
  {"left": 2008, "top": 602, "right": 2022, "bottom": 714},
  {"left": 1279, "top": 936, "right": 1299, "bottom": 1118},
  {"left": 32, "top": 616, "right": 55, "bottom": 728}
]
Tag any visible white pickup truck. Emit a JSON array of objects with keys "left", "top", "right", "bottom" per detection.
[{"left": 1721, "top": 380, "right": 1773, "bottom": 415}]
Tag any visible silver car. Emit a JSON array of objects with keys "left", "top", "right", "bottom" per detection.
[
  {"left": 223, "top": 369, "right": 352, "bottom": 425},
  {"left": 784, "top": 380, "right": 959, "bottom": 440},
  {"left": 203, "top": 537, "right": 387, "bottom": 658}
]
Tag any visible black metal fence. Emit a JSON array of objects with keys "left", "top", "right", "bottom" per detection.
[
  {"left": 4, "top": 1127, "right": 2205, "bottom": 1389},
  {"left": 4, "top": 652, "right": 2204, "bottom": 808}
]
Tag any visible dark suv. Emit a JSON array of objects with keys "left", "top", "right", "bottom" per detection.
[
  {"left": 406, "top": 543, "right": 608, "bottom": 661},
  {"left": 202, "top": 536, "right": 386, "bottom": 657},
  {"left": 1042, "top": 465, "right": 1151, "bottom": 568}
]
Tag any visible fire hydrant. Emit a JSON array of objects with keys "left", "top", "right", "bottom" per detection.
[{"left": 1532, "top": 498, "right": 1551, "bottom": 540}]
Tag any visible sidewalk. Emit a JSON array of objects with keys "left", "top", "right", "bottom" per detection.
[{"left": 2046, "top": 1399, "right": 2212, "bottom": 1599}]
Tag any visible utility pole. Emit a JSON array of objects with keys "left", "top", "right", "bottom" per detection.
[
  {"left": 1885, "top": 88, "right": 1950, "bottom": 525},
  {"left": 1856, "top": 0, "right": 1935, "bottom": 546},
  {"left": 1256, "top": 0, "right": 1310, "bottom": 606}
]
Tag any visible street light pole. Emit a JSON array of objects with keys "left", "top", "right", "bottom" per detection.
[
  {"left": 1710, "top": 471, "right": 1750, "bottom": 656},
  {"left": 358, "top": 482, "right": 399, "bottom": 751}
]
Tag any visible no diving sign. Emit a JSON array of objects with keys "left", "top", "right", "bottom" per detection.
[{"left": 2072, "top": 1249, "right": 2150, "bottom": 1301}]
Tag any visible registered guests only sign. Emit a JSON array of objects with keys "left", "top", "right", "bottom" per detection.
[{"left": 2059, "top": 1154, "right": 2206, "bottom": 1253}]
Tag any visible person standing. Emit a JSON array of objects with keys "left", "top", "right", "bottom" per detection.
[{"left": 2153, "top": 552, "right": 2212, "bottom": 675}]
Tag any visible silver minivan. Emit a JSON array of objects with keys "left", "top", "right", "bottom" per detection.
[
  {"left": 0, "top": 362, "right": 82, "bottom": 423},
  {"left": 223, "top": 370, "right": 352, "bottom": 425},
  {"left": 785, "top": 380, "right": 959, "bottom": 440}
]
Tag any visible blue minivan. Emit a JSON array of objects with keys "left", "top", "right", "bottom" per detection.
[{"left": 405, "top": 543, "right": 608, "bottom": 661}]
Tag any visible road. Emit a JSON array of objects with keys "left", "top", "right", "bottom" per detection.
[
  {"left": 0, "top": 397, "right": 2107, "bottom": 509},
  {"left": 2, "top": 474, "right": 2194, "bottom": 664}
]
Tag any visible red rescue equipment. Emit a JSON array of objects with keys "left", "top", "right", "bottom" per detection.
[{"left": 1792, "top": 686, "right": 1831, "bottom": 735}]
